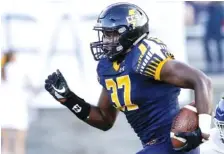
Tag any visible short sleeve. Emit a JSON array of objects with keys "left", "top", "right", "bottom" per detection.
[{"left": 132, "top": 38, "right": 174, "bottom": 80}]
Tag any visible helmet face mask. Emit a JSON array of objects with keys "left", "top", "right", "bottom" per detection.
[
  {"left": 214, "top": 118, "right": 224, "bottom": 143},
  {"left": 91, "top": 26, "right": 126, "bottom": 61},
  {"left": 214, "top": 102, "right": 224, "bottom": 143},
  {"left": 90, "top": 2, "right": 149, "bottom": 61}
]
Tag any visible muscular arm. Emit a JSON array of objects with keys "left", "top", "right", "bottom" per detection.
[
  {"left": 85, "top": 88, "right": 119, "bottom": 131},
  {"left": 45, "top": 70, "right": 118, "bottom": 131},
  {"left": 133, "top": 39, "right": 212, "bottom": 115},
  {"left": 160, "top": 60, "right": 213, "bottom": 115}
]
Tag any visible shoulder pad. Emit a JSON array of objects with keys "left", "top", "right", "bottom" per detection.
[{"left": 132, "top": 38, "right": 174, "bottom": 80}]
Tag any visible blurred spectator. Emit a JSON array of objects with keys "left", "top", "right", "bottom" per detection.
[
  {"left": 184, "top": 3, "right": 195, "bottom": 26},
  {"left": 1, "top": 50, "right": 29, "bottom": 154},
  {"left": 1, "top": 51, "right": 14, "bottom": 80},
  {"left": 203, "top": 2, "right": 224, "bottom": 73},
  {"left": 186, "top": 1, "right": 209, "bottom": 25}
]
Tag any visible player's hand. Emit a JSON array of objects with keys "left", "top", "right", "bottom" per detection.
[
  {"left": 174, "top": 128, "right": 204, "bottom": 152},
  {"left": 45, "top": 69, "right": 71, "bottom": 103}
]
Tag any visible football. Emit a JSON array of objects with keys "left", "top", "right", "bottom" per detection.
[{"left": 170, "top": 103, "right": 198, "bottom": 149}]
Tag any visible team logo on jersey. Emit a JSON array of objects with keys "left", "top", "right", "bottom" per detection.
[{"left": 119, "top": 66, "right": 125, "bottom": 72}]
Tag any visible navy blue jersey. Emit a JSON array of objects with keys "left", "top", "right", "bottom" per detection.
[{"left": 97, "top": 37, "right": 181, "bottom": 145}]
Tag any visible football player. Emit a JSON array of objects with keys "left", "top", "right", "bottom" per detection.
[
  {"left": 200, "top": 97, "right": 224, "bottom": 154},
  {"left": 45, "top": 2, "right": 213, "bottom": 154}
]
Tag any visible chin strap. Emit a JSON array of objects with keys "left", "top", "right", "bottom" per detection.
[
  {"left": 133, "top": 33, "right": 148, "bottom": 45},
  {"left": 126, "top": 33, "right": 148, "bottom": 53}
]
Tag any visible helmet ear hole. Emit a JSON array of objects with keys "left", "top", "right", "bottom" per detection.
[
  {"left": 129, "top": 24, "right": 134, "bottom": 31},
  {"left": 118, "top": 27, "right": 127, "bottom": 34}
]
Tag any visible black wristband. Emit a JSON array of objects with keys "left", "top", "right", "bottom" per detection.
[{"left": 63, "top": 91, "right": 91, "bottom": 120}]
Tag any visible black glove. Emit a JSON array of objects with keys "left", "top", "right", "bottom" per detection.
[
  {"left": 45, "top": 69, "right": 71, "bottom": 101},
  {"left": 174, "top": 128, "right": 203, "bottom": 152},
  {"left": 45, "top": 69, "right": 91, "bottom": 120}
]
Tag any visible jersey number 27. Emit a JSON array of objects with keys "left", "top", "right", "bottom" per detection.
[{"left": 105, "top": 75, "right": 139, "bottom": 112}]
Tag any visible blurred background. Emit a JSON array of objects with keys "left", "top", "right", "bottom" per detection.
[{"left": 1, "top": 1, "right": 224, "bottom": 154}]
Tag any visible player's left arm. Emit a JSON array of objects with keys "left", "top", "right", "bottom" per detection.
[
  {"left": 161, "top": 60, "right": 213, "bottom": 110},
  {"left": 134, "top": 39, "right": 212, "bottom": 151},
  {"left": 134, "top": 39, "right": 212, "bottom": 134},
  {"left": 160, "top": 60, "right": 213, "bottom": 136}
]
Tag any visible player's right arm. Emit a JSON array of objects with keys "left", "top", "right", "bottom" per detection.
[
  {"left": 85, "top": 88, "right": 118, "bottom": 131},
  {"left": 45, "top": 69, "right": 118, "bottom": 131}
]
